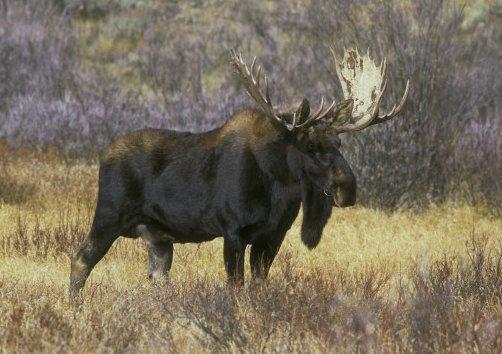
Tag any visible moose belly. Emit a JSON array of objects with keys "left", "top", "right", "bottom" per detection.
[
  {"left": 135, "top": 222, "right": 220, "bottom": 244},
  {"left": 168, "top": 230, "right": 220, "bottom": 244}
]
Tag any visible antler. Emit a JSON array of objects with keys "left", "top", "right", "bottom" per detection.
[
  {"left": 230, "top": 50, "right": 340, "bottom": 132},
  {"left": 331, "top": 48, "right": 410, "bottom": 134},
  {"left": 230, "top": 50, "right": 285, "bottom": 127}
]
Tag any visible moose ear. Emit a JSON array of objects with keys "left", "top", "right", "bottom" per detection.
[
  {"left": 326, "top": 99, "right": 354, "bottom": 127},
  {"left": 295, "top": 98, "right": 311, "bottom": 124}
]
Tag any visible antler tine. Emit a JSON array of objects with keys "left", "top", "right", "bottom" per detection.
[
  {"left": 312, "top": 96, "right": 325, "bottom": 120},
  {"left": 250, "top": 56, "right": 257, "bottom": 76},
  {"left": 375, "top": 79, "right": 410, "bottom": 122},
  {"left": 264, "top": 74, "right": 271, "bottom": 104},
  {"left": 380, "top": 57, "right": 387, "bottom": 76},
  {"left": 291, "top": 111, "right": 298, "bottom": 128},
  {"left": 322, "top": 99, "right": 337, "bottom": 117}
]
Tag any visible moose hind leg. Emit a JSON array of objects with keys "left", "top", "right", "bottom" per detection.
[
  {"left": 139, "top": 225, "right": 174, "bottom": 280},
  {"left": 70, "top": 229, "right": 118, "bottom": 298}
]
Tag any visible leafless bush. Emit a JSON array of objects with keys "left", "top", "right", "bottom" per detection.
[
  {"left": 0, "top": 168, "right": 36, "bottom": 204},
  {"left": 166, "top": 238, "right": 501, "bottom": 352},
  {"left": 0, "top": 209, "right": 87, "bottom": 258}
]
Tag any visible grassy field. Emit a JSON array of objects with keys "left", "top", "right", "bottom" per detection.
[{"left": 0, "top": 152, "right": 500, "bottom": 352}]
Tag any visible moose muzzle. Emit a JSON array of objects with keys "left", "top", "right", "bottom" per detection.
[{"left": 328, "top": 156, "right": 356, "bottom": 207}]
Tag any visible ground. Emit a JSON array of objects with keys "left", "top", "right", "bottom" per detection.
[{"left": 0, "top": 153, "right": 500, "bottom": 352}]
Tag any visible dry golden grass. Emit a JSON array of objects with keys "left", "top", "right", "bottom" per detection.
[{"left": 0, "top": 153, "right": 500, "bottom": 353}]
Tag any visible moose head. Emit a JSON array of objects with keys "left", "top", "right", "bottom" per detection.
[{"left": 231, "top": 47, "right": 409, "bottom": 209}]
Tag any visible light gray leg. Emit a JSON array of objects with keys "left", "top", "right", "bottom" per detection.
[
  {"left": 147, "top": 241, "right": 173, "bottom": 279},
  {"left": 69, "top": 228, "right": 119, "bottom": 298},
  {"left": 138, "top": 225, "right": 174, "bottom": 280}
]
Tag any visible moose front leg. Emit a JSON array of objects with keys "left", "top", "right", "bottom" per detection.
[
  {"left": 147, "top": 240, "right": 173, "bottom": 280},
  {"left": 223, "top": 236, "right": 245, "bottom": 286},
  {"left": 250, "top": 244, "right": 276, "bottom": 280},
  {"left": 250, "top": 235, "right": 284, "bottom": 280}
]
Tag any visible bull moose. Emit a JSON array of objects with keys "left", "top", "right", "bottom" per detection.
[{"left": 69, "top": 47, "right": 409, "bottom": 296}]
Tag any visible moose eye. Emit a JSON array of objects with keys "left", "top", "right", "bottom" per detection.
[{"left": 307, "top": 142, "right": 316, "bottom": 152}]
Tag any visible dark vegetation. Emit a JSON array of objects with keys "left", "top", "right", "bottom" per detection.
[{"left": 0, "top": 0, "right": 500, "bottom": 210}]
